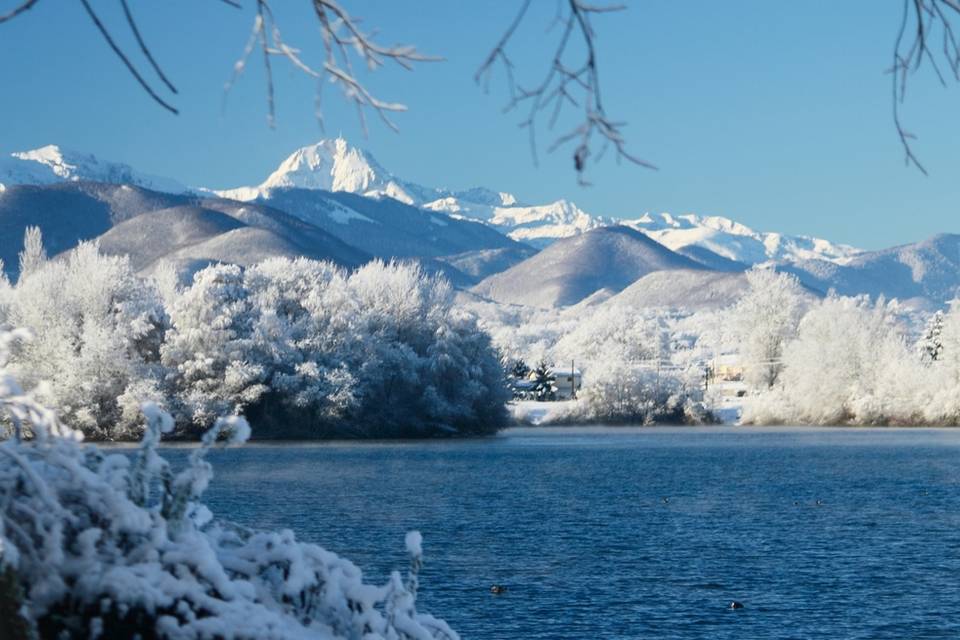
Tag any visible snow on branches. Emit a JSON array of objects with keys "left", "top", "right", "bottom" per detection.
[
  {"left": 1, "top": 232, "right": 508, "bottom": 440},
  {"left": 0, "top": 343, "right": 457, "bottom": 638}
]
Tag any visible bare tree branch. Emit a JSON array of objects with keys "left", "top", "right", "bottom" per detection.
[
  {"left": 224, "top": 0, "right": 440, "bottom": 131},
  {"left": 478, "top": 0, "right": 653, "bottom": 185},
  {"left": 1, "top": 0, "right": 436, "bottom": 132},
  {"left": 78, "top": 0, "right": 178, "bottom": 114},
  {"left": 892, "top": 0, "right": 960, "bottom": 174},
  {"left": 120, "top": 0, "right": 177, "bottom": 95},
  {"left": 0, "top": 0, "right": 40, "bottom": 24}
]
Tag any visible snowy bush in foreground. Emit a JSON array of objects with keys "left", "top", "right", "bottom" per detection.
[{"left": 0, "top": 333, "right": 457, "bottom": 639}]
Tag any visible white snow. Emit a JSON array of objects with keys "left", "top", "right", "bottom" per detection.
[
  {"left": 327, "top": 203, "right": 374, "bottom": 225},
  {"left": 0, "top": 342, "right": 459, "bottom": 639},
  {"left": 622, "top": 212, "right": 862, "bottom": 266},
  {"left": 213, "top": 137, "right": 861, "bottom": 266},
  {"left": 1, "top": 144, "right": 190, "bottom": 193}
]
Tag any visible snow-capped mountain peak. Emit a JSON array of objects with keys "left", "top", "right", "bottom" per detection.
[
  {"left": 0, "top": 144, "right": 188, "bottom": 193},
  {"left": 11, "top": 144, "right": 80, "bottom": 179},
  {"left": 216, "top": 137, "right": 434, "bottom": 205},
  {"left": 215, "top": 137, "right": 530, "bottom": 215},
  {"left": 622, "top": 212, "right": 861, "bottom": 265},
  {"left": 1, "top": 136, "right": 863, "bottom": 269},
  {"left": 264, "top": 138, "right": 389, "bottom": 194}
]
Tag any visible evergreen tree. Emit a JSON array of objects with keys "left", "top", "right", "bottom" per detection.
[
  {"left": 919, "top": 310, "right": 945, "bottom": 362},
  {"left": 532, "top": 360, "right": 557, "bottom": 401},
  {"left": 511, "top": 358, "right": 530, "bottom": 379}
]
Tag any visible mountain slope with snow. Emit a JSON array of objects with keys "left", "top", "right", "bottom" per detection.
[
  {"left": 254, "top": 187, "right": 527, "bottom": 271},
  {"left": 779, "top": 233, "right": 960, "bottom": 306},
  {"left": 218, "top": 138, "right": 862, "bottom": 263},
  {"left": 0, "top": 183, "right": 368, "bottom": 281},
  {"left": 472, "top": 225, "right": 705, "bottom": 308},
  {"left": 621, "top": 213, "right": 862, "bottom": 266},
  {"left": 0, "top": 145, "right": 188, "bottom": 194},
  {"left": 601, "top": 269, "right": 753, "bottom": 312},
  {"left": 17, "top": 138, "right": 960, "bottom": 307}
]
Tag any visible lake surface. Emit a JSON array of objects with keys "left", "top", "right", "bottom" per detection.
[{"left": 171, "top": 427, "right": 960, "bottom": 639}]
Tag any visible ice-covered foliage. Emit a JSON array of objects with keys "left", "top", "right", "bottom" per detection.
[
  {"left": 459, "top": 290, "right": 714, "bottom": 424},
  {"left": 918, "top": 309, "right": 945, "bottom": 363},
  {"left": 729, "top": 267, "right": 805, "bottom": 390},
  {"left": 1, "top": 235, "right": 507, "bottom": 440},
  {"left": 161, "top": 263, "right": 268, "bottom": 429},
  {"left": 0, "top": 340, "right": 458, "bottom": 639},
  {"left": 162, "top": 258, "right": 509, "bottom": 438},
  {"left": 742, "top": 295, "right": 926, "bottom": 425},
  {"left": 5, "top": 235, "right": 166, "bottom": 439}
]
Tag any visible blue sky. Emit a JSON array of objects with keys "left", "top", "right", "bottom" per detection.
[{"left": 0, "top": 0, "right": 957, "bottom": 250}]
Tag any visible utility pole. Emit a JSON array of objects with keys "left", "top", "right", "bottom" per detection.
[{"left": 571, "top": 358, "right": 577, "bottom": 400}]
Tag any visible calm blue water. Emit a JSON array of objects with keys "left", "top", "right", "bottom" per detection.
[{"left": 170, "top": 427, "right": 960, "bottom": 639}]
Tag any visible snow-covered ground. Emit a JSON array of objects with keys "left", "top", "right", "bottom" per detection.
[{"left": 510, "top": 399, "right": 581, "bottom": 425}]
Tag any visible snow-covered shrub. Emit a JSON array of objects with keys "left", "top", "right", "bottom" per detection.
[
  {"left": 572, "top": 359, "right": 708, "bottom": 424},
  {"left": 5, "top": 240, "right": 166, "bottom": 439},
  {"left": 161, "top": 264, "right": 268, "bottom": 433},
  {"left": 743, "top": 295, "right": 927, "bottom": 425},
  {"left": 322, "top": 260, "right": 509, "bottom": 437},
  {"left": 551, "top": 305, "right": 709, "bottom": 424},
  {"left": 729, "top": 267, "right": 805, "bottom": 390},
  {"left": 163, "top": 259, "right": 509, "bottom": 438},
  {"left": 0, "top": 334, "right": 458, "bottom": 639}
]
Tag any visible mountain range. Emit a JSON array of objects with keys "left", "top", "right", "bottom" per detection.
[{"left": 1, "top": 138, "right": 957, "bottom": 310}]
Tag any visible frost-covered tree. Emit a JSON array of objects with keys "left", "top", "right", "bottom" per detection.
[
  {"left": 730, "top": 267, "right": 805, "bottom": 390},
  {"left": 511, "top": 358, "right": 530, "bottom": 379},
  {"left": 743, "top": 295, "right": 925, "bottom": 425},
  {"left": 338, "top": 260, "right": 508, "bottom": 436},
  {"left": 918, "top": 309, "right": 945, "bottom": 363},
  {"left": 5, "top": 242, "right": 166, "bottom": 439},
  {"left": 0, "top": 332, "right": 458, "bottom": 639},
  {"left": 161, "top": 264, "right": 268, "bottom": 432},
  {"left": 241, "top": 258, "right": 359, "bottom": 432},
  {"left": 1, "top": 248, "right": 511, "bottom": 440},
  {"left": 575, "top": 359, "right": 703, "bottom": 425},
  {"left": 531, "top": 360, "right": 557, "bottom": 401},
  {"left": 0, "top": 260, "right": 11, "bottom": 329},
  {"left": 160, "top": 258, "right": 508, "bottom": 438},
  {"left": 16, "top": 226, "right": 46, "bottom": 282}
]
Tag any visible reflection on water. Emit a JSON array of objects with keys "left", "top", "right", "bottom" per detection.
[{"left": 165, "top": 427, "right": 960, "bottom": 639}]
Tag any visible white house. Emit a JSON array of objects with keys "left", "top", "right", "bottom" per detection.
[
  {"left": 709, "top": 354, "right": 746, "bottom": 398},
  {"left": 548, "top": 365, "right": 582, "bottom": 400}
]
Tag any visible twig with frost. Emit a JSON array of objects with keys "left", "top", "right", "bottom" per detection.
[
  {"left": 891, "top": 0, "right": 960, "bottom": 174},
  {"left": 477, "top": 0, "right": 655, "bottom": 184},
  {"left": 225, "top": 0, "right": 441, "bottom": 131}
]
